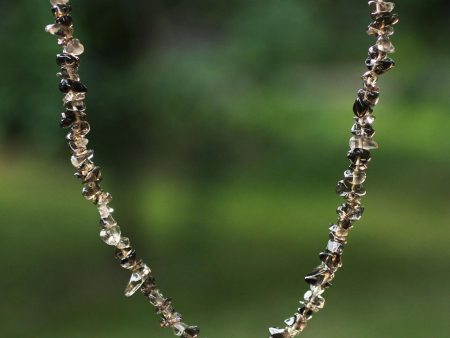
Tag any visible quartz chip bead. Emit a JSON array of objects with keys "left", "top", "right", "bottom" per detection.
[
  {"left": 349, "top": 135, "right": 378, "bottom": 150},
  {"left": 337, "top": 203, "right": 364, "bottom": 222},
  {"left": 45, "top": 23, "right": 71, "bottom": 37},
  {"left": 56, "top": 53, "right": 79, "bottom": 67},
  {"left": 59, "top": 78, "right": 87, "bottom": 93},
  {"left": 181, "top": 325, "right": 200, "bottom": 338},
  {"left": 71, "top": 149, "right": 94, "bottom": 168},
  {"left": 50, "top": 0, "right": 69, "bottom": 5},
  {"left": 64, "top": 38, "right": 85, "bottom": 55},
  {"left": 124, "top": 261, "right": 151, "bottom": 296},
  {"left": 305, "top": 265, "right": 333, "bottom": 287},
  {"left": 369, "top": 1, "right": 395, "bottom": 13},
  {"left": 100, "top": 224, "right": 121, "bottom": 246},
  {"left": 268, "top": 327, "right": 290, "bottom": 338},
  {"left": 56, "top": 15, "right": 73, "bottom": 26},
  {"left": 376, "top": 36, "right": 395, "bottom": 53},
  {"left": 52, "top": 4, "right": 72, "bottom": 17}
]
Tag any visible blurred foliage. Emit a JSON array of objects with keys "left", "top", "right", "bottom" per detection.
[{"left": 0, "top": 1, "right": 449, "bottom": 337}]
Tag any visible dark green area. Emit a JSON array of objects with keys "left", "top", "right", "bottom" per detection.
[{"left": 0, "top": 1, "right": 449, "bottom": 337}]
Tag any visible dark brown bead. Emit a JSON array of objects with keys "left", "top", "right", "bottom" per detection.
[
  {"left": 347, "top": 148, "right": 371, "bottom": 163},
  {"left": 319, "top": 251, "right": 342, "bottom": 270},
  {"left": 371, "top": 12, "right": 400, "bottom": 26},
  {"left": 56, "top": 53, "right": 79, "bottom": 67},
  {"left": 56, "top": 15, "right": 73, "bottom": 26},
  {"left": 183, "top": 326, "right": 200, "bottom": 338},
  {"left": 353, "top": 97, "right": 372, "bottom": 117},
  {"left": 373, "top": 58, "right": 395, "bottom": 75},
  {"left": 52, "top": 4, "right": 72, "bottom": 17},
  {"left": 59, "top": 79, "right": 87, "bottom": 93},
  {"left": 60, "top": 110, "right": 77, "bottom": 128}
]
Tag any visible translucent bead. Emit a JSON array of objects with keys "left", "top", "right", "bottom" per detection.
[
  {"left": 367, "top": 24, "right": 394, "bottom": 36},
  {"left": 319, "top": 250, "right": 342, "bottom": 270},
  {"left": 344, "top": 169, "right": 366, "bottom": 185},
  {"left": 349, "top": 136, "right": 378, "bottom": 150},
  {"left": 284, "top": 316, "right": 296, "bottom": 326},
  {"left": 64, "top": 38, "right": 85, "bottom": 55},
  {"left": 173, "top": 323, "right": 188, "bottom": 336},
  {"left": 148, "top": 289, "right": 166, "bottom": 307},
  {"left": 183, "top": 326, "right": 200, "bottom": 338},
  {"left": 63, "top": 92, "right": 85, "bottom": 104},
  {"left": 268, "top": 327, "right": 289, "bottom": 338},
  {"left": 100, "top": 225, "right": 121, "bottom": 246},
  {"left": 326, "top": 240, "right": 343, "bottom": 254},
  {"left": 100, "top": 215, "right": 117, "bottom": 227},
  {"left": 369, "top": 1, "right": 395, "bottom": 13},
  {"left": 71, "top": 149, "right": 94, "bottom": 168},
  {"left": 52, "top": 4, "right": 72, "bottom": 17},
  {"left": 81, "top": 166, "right": 101, "bottom": 183},
  {"left": 116, "top": 236, "right": 131, "bottom": 249},
  {"left": 124, "top": 262, "right": 151, "bottom": 297},
  {"left": 376, "top": 36, "right": 395, "bottom": 53},
  {"left": 329, "top": 224, "right": 349, "bottom": 240},
  {"left": 45, "top": 23, "right": 70, "bottom": 37},
  {"left": 71, "top": 121, "right": 90, "bottom": 136},
  {"left": 98, "top": 205, "right": 113, "bottom": 218},
  {"left": 305, "top": 265, "right": 333, "bottom": 286},
  {"left": 50, "top": 0, "right": 69, "bottom": 5},
  {"left": 337, "top": 203, "right": 364, "bottom": 222}
]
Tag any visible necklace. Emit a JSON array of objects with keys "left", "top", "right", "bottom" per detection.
[{"left": 45, "top": 1, "right": 398, "bottom": 337}]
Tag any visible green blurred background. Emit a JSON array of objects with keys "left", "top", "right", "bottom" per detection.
[{"left": 1, "top": 1, "right": 449, "bottom": 337}]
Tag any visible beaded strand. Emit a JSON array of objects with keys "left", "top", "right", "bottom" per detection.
[{"left": 45, "top": 1, "right": 398, "bottom": 337}]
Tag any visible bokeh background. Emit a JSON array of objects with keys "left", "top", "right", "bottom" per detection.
[{"left": 1, "top": 1, "right": 449, "bottom": 337}]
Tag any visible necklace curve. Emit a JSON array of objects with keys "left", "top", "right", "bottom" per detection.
[{"left": 45, "top": 1, "right": 398, "bottom": 337}]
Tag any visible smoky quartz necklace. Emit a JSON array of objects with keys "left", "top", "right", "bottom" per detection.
[{"left": 45, "top": 1, "right": 398, "bottom": 337}]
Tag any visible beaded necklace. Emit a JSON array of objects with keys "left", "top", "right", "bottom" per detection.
[{"left": 45, "top": 1, "right": 398, "bottom": 337}]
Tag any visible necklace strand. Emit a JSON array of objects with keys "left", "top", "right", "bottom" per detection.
[{"left": 45, "top": 1, "right": 398, "bottom": 337}]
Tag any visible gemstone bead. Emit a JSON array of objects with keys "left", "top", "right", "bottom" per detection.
[
  {"left": 56, "top": 53, "right": 79, "bottom": 67},
  {"left": 319, "top": 251, "right": 342, "bottom": 269},
  {"left": 116, "top": 236, "right": 131, "bottom": 250},
  {"left": 98, "top": 204, "right": 113, "bottom": 218},
  {"left": 64, "top": 38, "right": 85, "bottom": 55},
  {"left": 100, "top": 225, "right": 121, "bottom": 246},
  {"left": 50, "top": 0, "right": 69, "bottom": 5},
  {"left": 82, "top": 166, "right": 101, "bottom": 183},
  {"left": 59, "top": 79, "right": 87, "bottom": 93},
  {"left": 374, "top": 58, "right": 395, "bottom": 75},
  {"left": 183, "top": 326, "right": 200, "bottom": 338},
  {"left": 56, "top": 15, "right": 72, "bottom": 26},
  {"left": 326, "top": 240, "right": 343, "bottom": 254},
  {"left": 173, "top": 323, "right": 188, "bottom": 336},
  {"left": 298, "top": 306, "right": 313, "bottom": 320},
  {"left": 353, "top": 97, "right": 372, "bottom": 117},
  {"left": 60, "top": 110, "right": 78, "bottom": 128},
  {"left": 349, "top": 135, "right": 378, "bottom": 150},
  {"left": 71, "top": 120, "right": 90, "bottom": 136},
  {"left": 347, "top": 148, "right": 371, "bottom": 164},
  {"left": 81, "top": 181, "right": 100, "bottom": 201},
  {"left": 305, "top": 266, "right": 333, "bottom": 286},
  {"left": 52, "top": 4, "right": 72, "bottom": 17},
  {"left": 376, "top": 36, "right": 395, "bottom": 53},
  {"left": 268, "top": 327, "right": 289, "bottom": 338},
  {"left": 71, "top": 149, "right": 94, "bottom": 168},
  {"left": 284, "top": 316, "right": 296, "bottom": 326},
  {"left": 337, "top": 203, "right": 364, "bottom": 221},
  {"left": 351, "top": 123, "right": 375, "bottom": 137},
  {"left": 124, "top": 262, "right": 151, "bottom": 297},
  {"left": 369, "top": 1, "right": 395, "bottom": 13},
  {"left": 147, "top": 289, "right": 166, "bottom": 307},
  {"left": 45, "top": 23, "right": 70, "bottom": 37}
]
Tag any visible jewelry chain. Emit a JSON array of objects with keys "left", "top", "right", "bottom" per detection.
[{"left": 45, "top": 1, "right": 398, "bottom": 337}]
